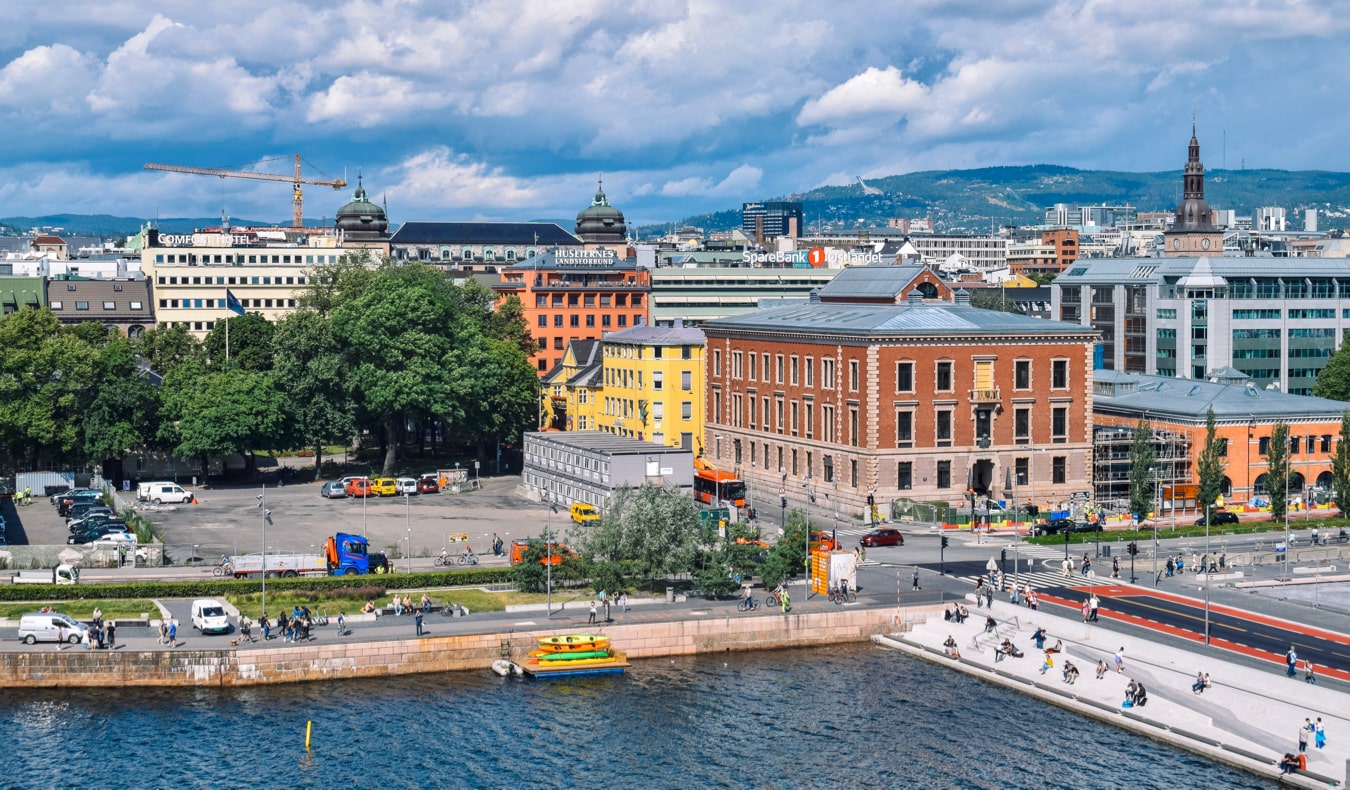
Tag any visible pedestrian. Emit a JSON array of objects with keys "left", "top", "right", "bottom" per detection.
[
  {"left": 1299, "top": 721, "right": 1310, "bottom": 753},
  {"left": 603, "top": 599, "right": 612, "bottom": 622},
  {"left": 1286, "top": 646, "right": 1298, "bottom": 678},
  {"left": 1061, "top": 559, "right": 1071, "bottom": 578},
  {"left": 259, "top": 613, "right": 271, "bottom": 641},
  {"left": 82, "top": 628, "right": 91, "bottom": 651},
  {"left": 105, "top": 620, "right": 116, "bottom": 649},
  {"left": 1096, "top": 660, "right": 1108, "bottom": 680},
  {"left": 55, "top": 624, "right": 64, "bottom": 651},
  {"left": 1165, "top": 557, "right": 1175, "bottom": 578},
  {"left": 1028, "top": 590, "right": 1039, "bottom": 610},
  {"left": 1112, "top": 556, "right": 1120, "bottom": 579},
  {"left": 1081, "top": 600, "right": 1090, "bottom": 622},
  {"left": 1081, "top": 554, "right": 1091, "bottom": 576},
  {"left": 415, "top": 610, "right": 424, "bottom": 637},
  {"left": 168, "top": 619, "right": 177, "bottom": 647},
  {"left": 780, "top": 588, "right": 791, "bottom": 614},
  {"left": 1315, "top": 718, "right": 1326, "bottom": 750},
  {"left": 1304, "top": 660, "right": 1316, "bottom": 684},
  {"left": 619, "top": 592, "right": 628, "bottom": 613},
  {"left": 1114, "top": 647, "right": 1125, "bottom": 674},
  {"left": 588, "top": 601, "right": 597, "bottom": 625},
  {"left": 1089, "top": 593, "right": 1100, "bottom": 622},
  {"left": 912, "top": 567, "right": 920, "bottom": 591},
  {"left": 158, "top": 620, "right": 168, "bottom": 645},
  {"left": 336, "top": 612, "right": 346, "bottom": 636},
  {"left": 984, "top": 587, "right": 994, "bottom": 609}
]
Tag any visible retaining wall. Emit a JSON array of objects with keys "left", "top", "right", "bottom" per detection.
[{"left": 0, "top": 606, "right": 928, "bottom": 688}]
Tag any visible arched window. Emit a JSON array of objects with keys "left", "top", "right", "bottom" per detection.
[
  {"left": 462, "top": 247, "right": 474, "bottom": 260},
  {"left": 526, "top": 247, "right": 538, "bottom": 258},
  {"left": 127, "top": 325, "right": 145, "bottom": 339},
  {"left": 1253, "top": 473, "right": 1268, "bottom": 494},
  {"left": 484, "top": 247, "right": 496, "bottom": 261},
  {"left": 440, "top": 247, "right": 453, "bottom": 260},
  {"left": 1220, "top": 476, "right": 1232, "bottom": 497},
  {"left": 1316, "top": 471, "right": 1334, "bottom": 489},
  {"left": 505, "top": 248, "right": 517, "bottom": 261}
]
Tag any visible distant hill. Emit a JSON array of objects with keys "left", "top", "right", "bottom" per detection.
[
  {"left": 636, "top": 165, "right": 1350, "bottom": 237},
  {"left": 0, "top": 214, "right": 307, "bottom": 238}
]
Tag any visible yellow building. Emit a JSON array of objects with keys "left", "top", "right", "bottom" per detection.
[{"left": 543, "top": 321, "right": 706, "bottom": 452}]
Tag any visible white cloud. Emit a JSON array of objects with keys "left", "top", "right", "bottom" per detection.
[
  {"left": 659, "top": 164, "right": 762, "bottom": 198},
  {"left": 384, "top": 147, "right": 550, "bottom": 213},
  {"left": 0, "top": 44, "right": 96, "bottom": 114},
  {"left": 307, "top": 72, "right": 454, "bottom": 126},
  {"left": 797, "top": 66, "right": 928, "bottom": 126}
]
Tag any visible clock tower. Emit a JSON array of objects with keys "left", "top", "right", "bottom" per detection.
[{"left": 1163, "top": 122, "right": 1224, "bottom": 257}]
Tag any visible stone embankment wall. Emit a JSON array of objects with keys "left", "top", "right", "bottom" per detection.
[{"left": 0, "top": 606, "right": 934, "bottom": 688}]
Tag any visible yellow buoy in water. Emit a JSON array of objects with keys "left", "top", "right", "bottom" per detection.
[{"left": 306, "top": 720, "right": 312, "bottom": 751}]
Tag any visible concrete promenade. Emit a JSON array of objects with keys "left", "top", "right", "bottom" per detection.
[{"left": 879, "top": 596, "right": 1348, "bottom": 788}]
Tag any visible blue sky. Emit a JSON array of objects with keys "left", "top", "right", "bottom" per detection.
[{"left": 0, "top": 0, "right": 1347, "bottom": 228}]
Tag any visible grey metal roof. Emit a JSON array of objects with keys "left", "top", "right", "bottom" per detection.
[
  {"left": 389, "top": 221, "right": 581, "bottom": 246},
  {"left": 816, "top": 264, "right": 924, "bottom": 299},
  {"left": 601, "top": 323, "right": 705, "bottom": 345},
  {"left": 1054, "top": 256, "right": 1350, "bottom": 286},
  {"left": 702, "top": 299, "right": 1095, "bottom": 338},
  {"left": 1094, "top": 371, "right": 1348, "bottom": 422},
  {"left": 526, "top": 430, "right": 693, "bottom": 457}
]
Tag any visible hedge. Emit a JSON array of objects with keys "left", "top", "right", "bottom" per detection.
[{"left": 0, "top": 567, "right": 515, "bottom": 602}]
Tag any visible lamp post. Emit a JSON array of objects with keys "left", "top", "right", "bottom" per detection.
[
  {"left": 780, "top": 467, "right": 787, "bottom": 527},
  {"left": 404, "top": 491, "right": 412, "bottom": 573},
  {"left": 542, "top": 485, "right": 555, "bottom": 616},
  {"left": 1152, "top": 466, "right": 1161, "bottom": 584},
  {"left": 256, "top": 486, "right": 272, "bottom": 618},
  {"left": 802, "top": 475, "right": 812, "bottom": 596},
  {"left": 1284, "top": 469, "right": 1291, "bottom": 582},
  {"left": 1203, "top": 503, "right": 1211, "bottom": 645}
]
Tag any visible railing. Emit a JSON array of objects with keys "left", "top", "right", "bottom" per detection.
[{"left": 969, "top": 388, "right": 1000, "bottom": 402}]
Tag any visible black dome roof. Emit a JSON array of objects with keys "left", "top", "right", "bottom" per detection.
[{"left": 335, "top": 175, "right": 388, "bottom": 238}]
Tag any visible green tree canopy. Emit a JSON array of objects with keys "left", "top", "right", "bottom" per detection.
[
  {"left": 1314, "top": 331, "right": 1350, "bottom": 401},
  {"left": 131, "top": 324, "right": 203, "bottom": 379},
  {"left": 1264, "top": 422, "right": 1290, "bottom": 521},
  {"left": 575, "top": 483, "right": 709, "bottom": 581},
  {"left": 1332, "top": 413, "right": 1350, "bottom": 516},
  {"left": 174, "top": 370, "right": 287, "bottom": 469},
  {"left": 82, "top": 337, "right": 160, "bottom": 463},
  {"left": 1128, "top": 419, "right": 1157, "bottom": 521},
  {"left": 1196, "top": 407, "right": 1226, "bottom": 513},
  {"left": 272, "top": 310, "right": 353, "bottom": 470},
  {"left": 0, "top": 310, "right": 99, "bottom": 462},
  {"left": 203, "top": 312, "right": 276, "bottom": 372},
  {"left": 968, "top": 287, "right": 1025, "bottom": 314}
]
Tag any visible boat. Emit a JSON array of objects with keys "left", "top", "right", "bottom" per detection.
[
  {"left": 536, "top": 634, "right": 610, "bottom": 652},
  {"left": 528, "top": 649, "right": 612, "bottom": 661},
  {"left": 521, "top": 649, "right": 631, "bottom": 678},
  {"left": 491, "top": 659, "right": 523, "bottom": 677}
]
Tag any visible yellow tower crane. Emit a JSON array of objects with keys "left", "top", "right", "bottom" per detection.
[{"left": 143, "top": 155, "right": 347, "bottom": 228}]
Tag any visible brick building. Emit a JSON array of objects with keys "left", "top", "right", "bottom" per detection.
[
  {"left": 493, "top": 249, "right": 652, "bottom": 372},
  {"left": 701, "top": 267, "right": 1099, "bottom": 515}
]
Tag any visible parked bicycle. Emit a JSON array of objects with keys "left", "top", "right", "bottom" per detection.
[{"left": 829, "top": 584, "right": 857, "bottom": 605}]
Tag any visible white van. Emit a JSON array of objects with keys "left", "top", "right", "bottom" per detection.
[
  {"left": 139, "top": 482, "right": 194, "bottom": 505},
  {"left": 18, "top": 612, "right": 88, "bottom": 645},
  {"left": 190, "top": 599, "right": 231, "bottom": 634}
]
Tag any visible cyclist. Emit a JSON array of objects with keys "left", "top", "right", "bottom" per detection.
[
  {"left": 440, "top": 548, "right": 449, "bottom": 563},
  {"left": 742, "top": 585, "right": 755, "bottom": 609}
]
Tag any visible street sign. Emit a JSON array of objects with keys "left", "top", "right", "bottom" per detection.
[{"left": 698, "top": 508, "right": 731, "bottom": 525}]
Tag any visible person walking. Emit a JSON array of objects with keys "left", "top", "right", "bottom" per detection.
[
  {"left": 1165, "top": 557, "right": 1175, "bottom": 578},
  {"left": 336, "top": 612, "right": 346, "bottom": 636},
  {"left": 1304, "top": 660, "right": 1317, "bottom": 684},
  {"left": 105, "top": 620, "right": 116, "bottom": 650},
  {"left": 912, "top": 567, "right": 920, "bottom": 591},
  {"left": 168, "top": 619, "right": 177, "bottom": 647},
  {"left": 1315, "top": 718, "right": 1326, "bottom": 750},
  {"left": 1112, "top": 556, "right": 1120, "bottom": 579},
  {"left": 1114, "top": 647, "right": 1125, "bottom": 674},
  {"left": 619, "top": 592, "right": 628, "bottom": 614},
  {"left": 588, "top": 601, "right": 597, "bottom": 625},
  {"left": 415, "top": 610, "right": 424, "bottom": 637},
  {"left": 780, "top": 587, "right": 791, "bottom": 614},
  {"left": 1286, "top": 646, "right": 1299, "bottom": 678},
  {"left": 1299, "top": 721, "right": 1310, "bottom": 753},
  {"left": 1089, "top": 593, "right": 1100, "bottom": 622},
  {"left": 259, "top": 613, "right": 271, "bottom": 641}
]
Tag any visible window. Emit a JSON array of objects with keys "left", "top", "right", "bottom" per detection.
[
  {"left": 102, "top": 301, "right": 116, "bottom": 310},
  {"left": 1052, "top": 359, "right": 1068, "bottom": 389},
  {"left": 804, "top": 402, "right": 814, "bottom": 438},
  {"left": 775, "top": 396, "right": 784, "bottom": 431},
  {"left": 1014, "top": 360, "right": 1031, "bottom": 390},
  {"left": 776, "top": 354, "right": 785, "bottom": 384},
  {"left": 1321, "top": 435, "right": 1332, "bottom": 453},
  {"left": 896, "top": 361, "right": 913, "bottom": 392},
  {"left": 653, "top": 402, "right": 664, "bottom": 420},
  {"left": 848, "top": 360, "right": 859, "bottom": 391},
  {"left": 586, "top": 315, "right": 595, "bottom": 327},
  {"left": 823, "top": 455, "right": 834, "bottom": 483},
  {"left": 849, "top": 407, "right": 859, "bottom": 447},
  {"left": 602, "top": 316, "right": 611, "bottom": 327},
  {"left": 653, "top": 371, "right": 663, "bottom": 391},
  {"left": 653, "top": 346, "right": 662, "bottom": 359},
  {"left": 896, "top": 411, "right": 913, "bottom": 447},
  {"left": 1218, "top": 438, "right": 1229, "bottom": 457},
  {"left": 1290, "top": 436, "right": 1300, "bottom": 455},
  {"left": 1015, "top": 457, "right": 1029, "bottom": 486},
  {"left": 822, "top": 358, "right": 836, "bottom": 388},
  {"left": 937, "top": 460, "right": 952, "bottom": 489},
  {"left": 713, "top": 350, "right": 722, "bottom": 376},
  {"left": 554, "top": 315, "right": 563, "bottom": 327},
  {"left": 790, "top": 355, "right": 799, "bottom": 385},
  {"left": 936, "top": 361, "right": 953, "bottom": 391},
  {"left": 748, "top": 396, "right": 757, "bottom": 429},
  {"left": 805, "top": 357, "right": 814, "bottom": 387},
  {"left": 538, "top": 315, "right": 547, "bottom": 328},
  {"left": 732, "top": 351, "right": 742, "bottom": 378},
  {"left": 50, "top": 301, "right": 62, "bottom": 309},
  {"left": 1015, "top": 408, "right": 1030, "bottom": 443},
  {"left": 897, "top": 462, "right": 913, "bottom": 490},
  {"left": 681, "top": 371, "right": 692, "bottom": 391},
  {"left": 681, "top": 401, "right": 692, "bottom": 419},
  {"left": 822, "top": 405, "right": 836, "bottom": 443},
  {"left": 1259, "top": 436, "right": 1270, "bottom": 455},
  {"left": 1051, "top": 407, "right": 1067, "bottom": 442},
  {"left": 762, "top": 353, "right": 770, "bottom": 383},
  {"left": 1052, "top": 456, "right": 1067, "bottom": 484},
  {"left": 936, "top": 410, "right": 952, "bottom": 446},
  {"left": 791, "top": 401, "right": 799, "bottom": 435},
  {"left": 749, "top": 353, "right": 757, "bottom": 380},
  {"left": 570, "top": 315, "right": 579, "bottom": 327},
  {"left": 75, "top": 301, "right": 89, "bottom": 310}
]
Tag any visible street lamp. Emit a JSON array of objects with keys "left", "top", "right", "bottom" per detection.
[
  {"left": 1152, "top": 466, "right": 1161, "bottom": 585},
  {"left": 404, "top": 491, "right": 413, "bottom": 573},
  {"left": 779, "top": 467, "right": 787, "bottom": 526},
  {"left": 1284, "top": 468, "right": 1291, "bottom": 582},
  {"left": 542, "top": 485, "right": 555, "bottom": 617},
  {"left": 256, "top": 486, "right": 272, "bottom": 619},
  {"left": 1203, "top": 503, "right": 1211, "bottom": 645}
]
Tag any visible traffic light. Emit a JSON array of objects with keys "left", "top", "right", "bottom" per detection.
[
  {"left": 780, "top": 496, "right": 788, "bottom": 509},
  {"left": 1001, "top": 549, "right": 1007, "bottom": 563},
  {"left": 941, "top": 536, "right": 949, "bottom": 548},
  {"left": 1128, "top": 542, "right": 1138, "bottom": 556},
  {"left": 867, "top": 492, "right": 875, "bottom": 507},
  {"left": 1027, "top": 504, "right": 1039, "bottom": 518}
]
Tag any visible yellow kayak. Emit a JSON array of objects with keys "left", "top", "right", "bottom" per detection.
[{"left": 536, "top": 634, "right": 610, "bottom": 652}]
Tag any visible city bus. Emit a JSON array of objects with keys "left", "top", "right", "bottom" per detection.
[{"left": 693, "top": 458, "right": 747, "bottom": 508}]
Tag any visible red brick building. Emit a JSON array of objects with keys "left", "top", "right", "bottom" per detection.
[
  {"left": 701, "top": 266, "right": 1099, "bottom": 515},
  {"left": 492, "top": 249, "right": 651, "bottom": 372}
]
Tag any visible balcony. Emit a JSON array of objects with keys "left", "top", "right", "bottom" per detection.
[{"left": 969, "top": 388, "right": 1000, "bottom": 403}]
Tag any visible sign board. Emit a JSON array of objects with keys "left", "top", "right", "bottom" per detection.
[{"left": 698, "top": 508, "right": 730, "bottom": 525}]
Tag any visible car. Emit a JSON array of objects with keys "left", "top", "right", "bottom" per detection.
[
  {"left": 1196, "top": 511, "right": 1240, "bottom": 526},
  {"left": 320, "top": 481, "right": 347, "bottom": 499},
  {"left": 416, "top": 476, "right": 440, "bottom": 494},
  {"left": 65, "top": 504, "right": 115, "bottom": 524},
  {"left": 372, "top": 477, "right": 399, "bottom": 496},
  {"left": 69, "top": 515, "right": 125, "bottom": 534},
  {"left": 860, "top": 528, "right": 905, "bottom": 547},
  {"left": 50, "top": 487, "right": 100, "bottom": 506},
  {"left": 69, "top": 528, "right": 118, "bottom": 544},
  {"left": 810, "top": 531, "right": 837, "bottom": 551},
  {"left": 1034, "top": 519, "right": 1103, "bottom": 536},
  {"left": 571, "top": 503, "right": 600, "bottom": 525},
  {"left": 345, "top": 477, "right": 374, "bottom": 497},
  {"left": 57, "top": 493, "right": 102, "bottom": 516},
  {"left": 18, "top": 612, "right": 87, "bottom": 645},
  {"left": 191, "top": 599, "right": 232, "bottom": 635},
  {"left": 396, "top": 477, "right": 419, "bottom": 495},
  {"left": 140, "top": 482, "right": 194, "bottom": 505}
]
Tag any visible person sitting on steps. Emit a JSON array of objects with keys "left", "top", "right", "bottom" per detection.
[{"left": 942, "top": 635, "right": 960, "bottom": 659}]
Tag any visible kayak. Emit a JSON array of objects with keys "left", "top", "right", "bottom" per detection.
[
  {"left": 537, "top": 634, "right": 610, "bottom": 652},
  {"left": 529, "top": 649, "right": 612, "bottom": 661},
  {"left": 526, "top": 655, "right": 623, "bottom": 668}
]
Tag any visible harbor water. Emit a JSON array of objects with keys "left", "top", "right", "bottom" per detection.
[{"left": 0, "top": 643, "right": 1274, "bottom": 789}]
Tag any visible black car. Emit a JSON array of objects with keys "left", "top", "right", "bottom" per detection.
[
  {"left": 70, "top": 518, "right": 129, "bottom": 536},
  {"left": 65, "top": 504, "right": 115, "bottom": 524},
  {"left": 58, "top": 494, "right": 102, "bottom": 517},
  {"left": 1034, "top": 518, "right": 1102, "bottom": 536},
  {"left": 1195, "top": 511, "right": 1240, "bottom": 526},
  {"left": 68, "top": 513, "right": 121, "bottom": 533},
  {"left": 67, "top": 523, "right": 130, "bottom": 544}
]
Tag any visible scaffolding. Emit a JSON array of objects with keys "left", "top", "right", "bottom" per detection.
[{"left": 1092, "top": 424, "right": 1193, "bottom": 514}]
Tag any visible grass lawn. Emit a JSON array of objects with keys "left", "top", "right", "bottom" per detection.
[
  {"left": 0, "top": 599, "right": 159, "bottom": 621},
  {"left": 224, "top": 587, "right": 565, "bottom": 616},
  {"left": 1026, "top": 516, "right": 1350, "bottom": 547}
]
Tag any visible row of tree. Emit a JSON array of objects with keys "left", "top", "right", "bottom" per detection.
[
  {"left": 1127, "top": 408, "right": 1350, "bottom": 523},
  {"left": 0, "top": 256, "right": 540, "bottom": 476}
]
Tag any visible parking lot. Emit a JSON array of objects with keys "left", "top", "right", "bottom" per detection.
[{"left": 16, "top": 475, "right": 556, "bottom": 566}]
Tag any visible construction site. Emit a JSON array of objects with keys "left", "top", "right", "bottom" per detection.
[{"left": 1091, "top": 424, "right": 1194, "bottom": 516}]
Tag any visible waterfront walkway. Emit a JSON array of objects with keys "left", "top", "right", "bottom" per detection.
[{"left": 879, "top": 597, "right": 1348, "bottom": 788}]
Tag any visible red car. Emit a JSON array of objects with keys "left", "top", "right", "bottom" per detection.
[
  {"left": 345, "top": 478, "right": 374, "bottom": 498},
  {"left": 860, "top": 528, "right": 905, "bottom": 547},
  {"left": 416, "top": 476, "right": 440, "bottom": 494}
]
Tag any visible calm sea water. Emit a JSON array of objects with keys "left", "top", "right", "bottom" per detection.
[{"left": 0, "top": 643, "right": 1273, "bottom": 789}]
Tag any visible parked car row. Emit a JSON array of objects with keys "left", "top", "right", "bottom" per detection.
[{"left": 323, "top": 474, "right": 441, "bottom": 499}]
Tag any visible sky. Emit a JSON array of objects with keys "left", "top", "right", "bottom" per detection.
[{"left": 0, "top": 0, "right": 1348, "bottom": 229}]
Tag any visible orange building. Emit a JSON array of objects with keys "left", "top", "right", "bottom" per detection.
[
  {"left": 1043, "top": 228, "right": 1079, "bottom": 270},
  {"left": 493, "top": 249, "right": 651, "bottom": 372},
  {"left": 1093, "top": 369, "right": 1344, "bottom": 510}
]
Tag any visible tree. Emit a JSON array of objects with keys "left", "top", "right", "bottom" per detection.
[
  {"left": 298, "top": 250, "right": 379, "bottom": 317},
  {"left": 272, "top": 310, "right": 353, "bottom": 472},
  {"left": 1334, "top": 413, "right": 1350, "bottom": 517},
  {"left": 1127, "top": 419, "right": 1157, "bottom": 523},
  {"left": 131, "top": 324, "right": 203, "bottom": 379},
  {"left": 1195, "top": 407, "right": 1226, "bottom": 515},
  {"left": 574, "top": 484, "right": 707, "bottom": 582},
  {"left": 448, "top": 336, "right": 539, "bottom": 462},
  {"left": 174, "top": 370, "right": 287, "bottom": 475},
  {"left": 1265, "top": 421, "right": 1290, "bottom": 521},
  {"left": 82, "top": 338, "right": 160, "bottom": 465},
  {"left": 0, "top": 309, "right": 99, "bottom": 463},
  {"left": 1314, "top": 330, "right": 1350, "bottom": 401},
  {"left": 766, "top": 511, "right": 810, "bottom": 583},
  {"left": 203, "top": 312, "right": 275, "bottom": 372},
  {"left": 968, "top": 287, "right": 1024, "bottom": 314}
]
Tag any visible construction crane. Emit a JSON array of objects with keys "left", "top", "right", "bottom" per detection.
[{"left": 143, "top": 155, "right": 347, "bottom": 228}]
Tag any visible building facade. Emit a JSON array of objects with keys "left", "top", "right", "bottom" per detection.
[
  {"left": 1052, "top": 256, "right": 1350, "bottom": 395},
  {"left": 742, "top": 200, "right": 803, "bottom": 242},
  {"left": 649, "top": 265, "right": 841, "bottom": 326},
  {"left": 45, "top": 278, "right": 154, "bottom": 337},
  {"left": 1162, "top": 124, "right": 1224, "bottom": 257},
  {"left": 493, "top": 249, "right": 652, "bottom": 372},
  {"left": 520, "top": 431, "right": 695, "bottom": 511},
  {"left": 389, "top": 221, "right": 581, "bottom": 272},
  {"left": 702, "top": 287, "right": 1099, "bottom": 515}
]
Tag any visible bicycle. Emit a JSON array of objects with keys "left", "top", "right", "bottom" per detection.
[
  {"left": 213, "top": 557, "right": 233, "bottom": 577},
  {"left": 737, "top": 597, "right": 759, "bottom": 612},
  {"left": 457, "top": 553, "right": 479, "bottom": 566},
  {"left": 829, "top": 588, "right": 858, "bottom": 605},
  {"left": 764, "top": 589, "right": 783, "bottom": 609},
  {"left": 434, "top": 555, "right": 454, "bottom": 567}
]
